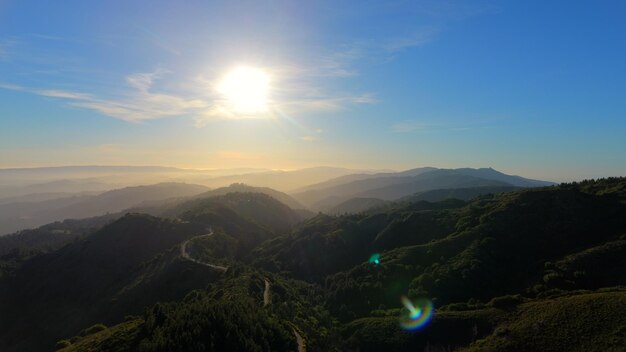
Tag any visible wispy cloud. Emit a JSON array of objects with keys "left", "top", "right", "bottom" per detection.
[
  {"left": 300, "top": 26, "right": 438, "bottom": 82},
  {"left": 37, "top": 89, "right": 93, "bottom": 100},
  {"left": 0, "top": 38, "right": 16, "bottom": 60},
  {"left": 384, "top": 27, "right": 439, "bottom": 52},
  {"left": 301, "top": 128, "right": 323, "bottom": 142},
  {"left": 391, "top": 121, "right": 442, "bottom": 133},
  {"left": 300, "top": 135, "right": 317, "bottom": 142},
  {"left": 1, "top": 65, "right": 374, "bottom": 124},
  {"left": 0, "top": 74, "right": 208, "bottom": 122},
  {"left": 0, "top": 83, "right": 25, "bottom": 91},
  {"left": 0, "top": 23, "right": 437, "bottom": 125},
  {"left": 391, "top": 119, "right": 497, "bottom": 133},
  {"left": 317, "top": 46, "right": 362, "bottom": 78},
  {"left": 280, "top": 94, "right": 376, "bottom": 113}
]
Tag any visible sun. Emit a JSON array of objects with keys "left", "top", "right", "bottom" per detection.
[{"left": 217, "top": 66, "right": 270, "bottom": 114}]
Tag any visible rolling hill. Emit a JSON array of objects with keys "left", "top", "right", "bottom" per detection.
[
  {"left": 292, "top": 167, "right": 552, "bottom": 211},
  {"left": 200, "top": 166, "right": 371, "bottom": 192},
  {"left": 0, "top": 182, "right": 209, "bottom": 235},
  {"left": 0, "top": 214, "right": 210, "bottom": 351},
  {"left": 0, "top": 190, "right": 309, "bottom": 351},
  {"left": 1, "top": 178, "right": 625, "bottom": 351},
  {"left": 327, "top": 197, "right": 388, "bottom": 215}
]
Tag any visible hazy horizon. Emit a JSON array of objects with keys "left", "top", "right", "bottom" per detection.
[{"left": 0, "top": 163, "right": 618, "bottom": 184}]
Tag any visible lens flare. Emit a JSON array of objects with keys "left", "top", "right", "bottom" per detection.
[
  {"left": 399, "top": 296, "right": 434, "bottom": 331},
  {"left": 368, "top": 253, "right": 381, "bottom": 265}
]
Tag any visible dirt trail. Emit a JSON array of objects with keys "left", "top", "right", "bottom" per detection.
[
  {"left": 263, "top": 278, "right": 271, "bottom": 306},
  {"left": 183, "top": 229, "right": 304, "bottom": 350},
  {"left": 180, "top": 229, "right": 228, "bottom": 272},
  {"left": 293, "top": 328, "right": 306, "bottom": 352}
]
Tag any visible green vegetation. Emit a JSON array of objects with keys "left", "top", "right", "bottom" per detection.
[
  {"left": 59, "top": 269, "right": 338, "bottom": 352},
  {"left": 2, "top": 178, "right": 626, "bottom": 351},
  {"left": 462, "top": 290, "right": 626, "bottom": 352}
]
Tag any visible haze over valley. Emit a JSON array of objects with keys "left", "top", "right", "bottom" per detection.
[{"left": 0, "top": 165, "right": 553, "bottom": 235}]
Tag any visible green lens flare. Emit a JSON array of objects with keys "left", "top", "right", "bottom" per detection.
[{"left": 368, "top": 253, "right": 381, "bottom": 265}]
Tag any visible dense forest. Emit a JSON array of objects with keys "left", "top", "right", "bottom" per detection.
[{"left": 1, "top": 178, "right": 626, "bottom": 351}]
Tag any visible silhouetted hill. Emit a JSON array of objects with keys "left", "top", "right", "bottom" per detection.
[
  {"left": 0, "top": 191, "right": 99, "bottom": 205},
  {"left": 327, "top": 197, "right": 388, "bottom": 215},
  {"left": 127, "top": 184, "right": 311, "bottom": 221},
  {"left": 177, "top": 192, "right": 303, "bottom": 234},
  {"left": 291, "top": 167, "right": 552, "bottom": 210},
  {"left": 355, "top": 170, "right": 511, "bottom": 200},
  {"left": 0, "top": 182, "right": 209, "bottom": 235},
  {"left": 0, "top": 213, "right": 121, "bottom": 279},
  {"left": 0, "top": 214, "right": 119, "bottom": 257},
  {"left": 196, "top": 183, "right": 306, "bottom": 210},
  {"left": 400, "top": 185, "right": 521, "bottom": 203},
  {"left": 452, "top": 167, "right": 554, "bottom": 187},
  {"left": 294, "top": 167, "right": 437, "bottom": 193},
  {"left": 202, "top": 166, "right": 365, "bottom": 192},
  {"left": 0, "top": 214, "right": 210, "bottom": 352},
  {"left": 0, "top": 179, "right": 115, "bottom": 199}
]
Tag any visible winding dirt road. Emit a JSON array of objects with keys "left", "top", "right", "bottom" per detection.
[
  {"left": 181, "top": 228, "right": 304, "bottom": 350},
  {"left": 263, "top": 278, "right": 271, "bottom": 306},
  {"left": 262, "top": 279, "right": 305, "bottom": 351},
  {"left": 180, "top": 229, "right": 228, "bottom": 272},
  {"left": 293, "top": 328, "right": 306, "bottom": 352}
]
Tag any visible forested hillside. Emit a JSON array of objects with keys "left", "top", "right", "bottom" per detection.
[{"left": 1, "top": 179, "right": 626, "bottom": 351}]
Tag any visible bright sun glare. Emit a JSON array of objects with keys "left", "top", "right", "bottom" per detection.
[{"left": 217, "top": 66, "right": 270, "bottom": 114}]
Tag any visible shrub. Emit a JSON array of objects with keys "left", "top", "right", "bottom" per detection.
[
  {"left": 55, "top": 340, "right": 71, "bottom": 350},
  {"left": 494, "top": 327, "right": 510, "bottom": 337},
  {"left": 80, "top": 323, "right": 107, "bottom": 336},
  {"left": 488, "top": 294, "right": 526, "bottom": 309},
  {"left": 442, "top": 302, "right": 470, "bottom": 311}
]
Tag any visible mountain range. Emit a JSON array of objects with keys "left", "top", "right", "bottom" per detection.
[
  {"left": 0, "top": 183, "right": 209, "bottom": 235},
  {"left": 0, "top": 166, "right": 553, "bottom": 236},
  {"left": 291, "top": 167, "right": 553, "bottom": 211},
  {"left": 0, "top": 172, "right": 625, "bottom": 351},
  {"left": 0, "top": 177, "right": 624, "bottom": 351}
]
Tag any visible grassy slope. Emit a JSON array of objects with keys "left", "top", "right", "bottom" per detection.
[
  {"left": 59, "top": 320, "right": 143, "bottom": 352},
  {"left": 463, "top": 290, "right": 626, "bottom": 352}
]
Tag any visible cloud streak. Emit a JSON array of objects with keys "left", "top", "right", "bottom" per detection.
[
  {"left": 391, "top": 120, "right": 441, "bottom": 133},
  {"left": 1, "top": 66, "right": 374, "bottom": 124},
  {"left": 384, "top": 27, "right": 439, "bottom": 52},
  {"left": 0, "top": 75, "right": 210, "bottom": 122},
  {"left": 391, "top": 119, "right": 497, "bottom": 133},
  {"left": 0, "top": 24, "right": 440, "bottom": 125},
  {"left": 0, "top": 21, "right": 442, "bottom": 125}
]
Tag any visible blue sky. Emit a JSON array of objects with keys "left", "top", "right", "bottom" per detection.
[{"left": 1, "top": 0, "right": 625, "bottom": 181}]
